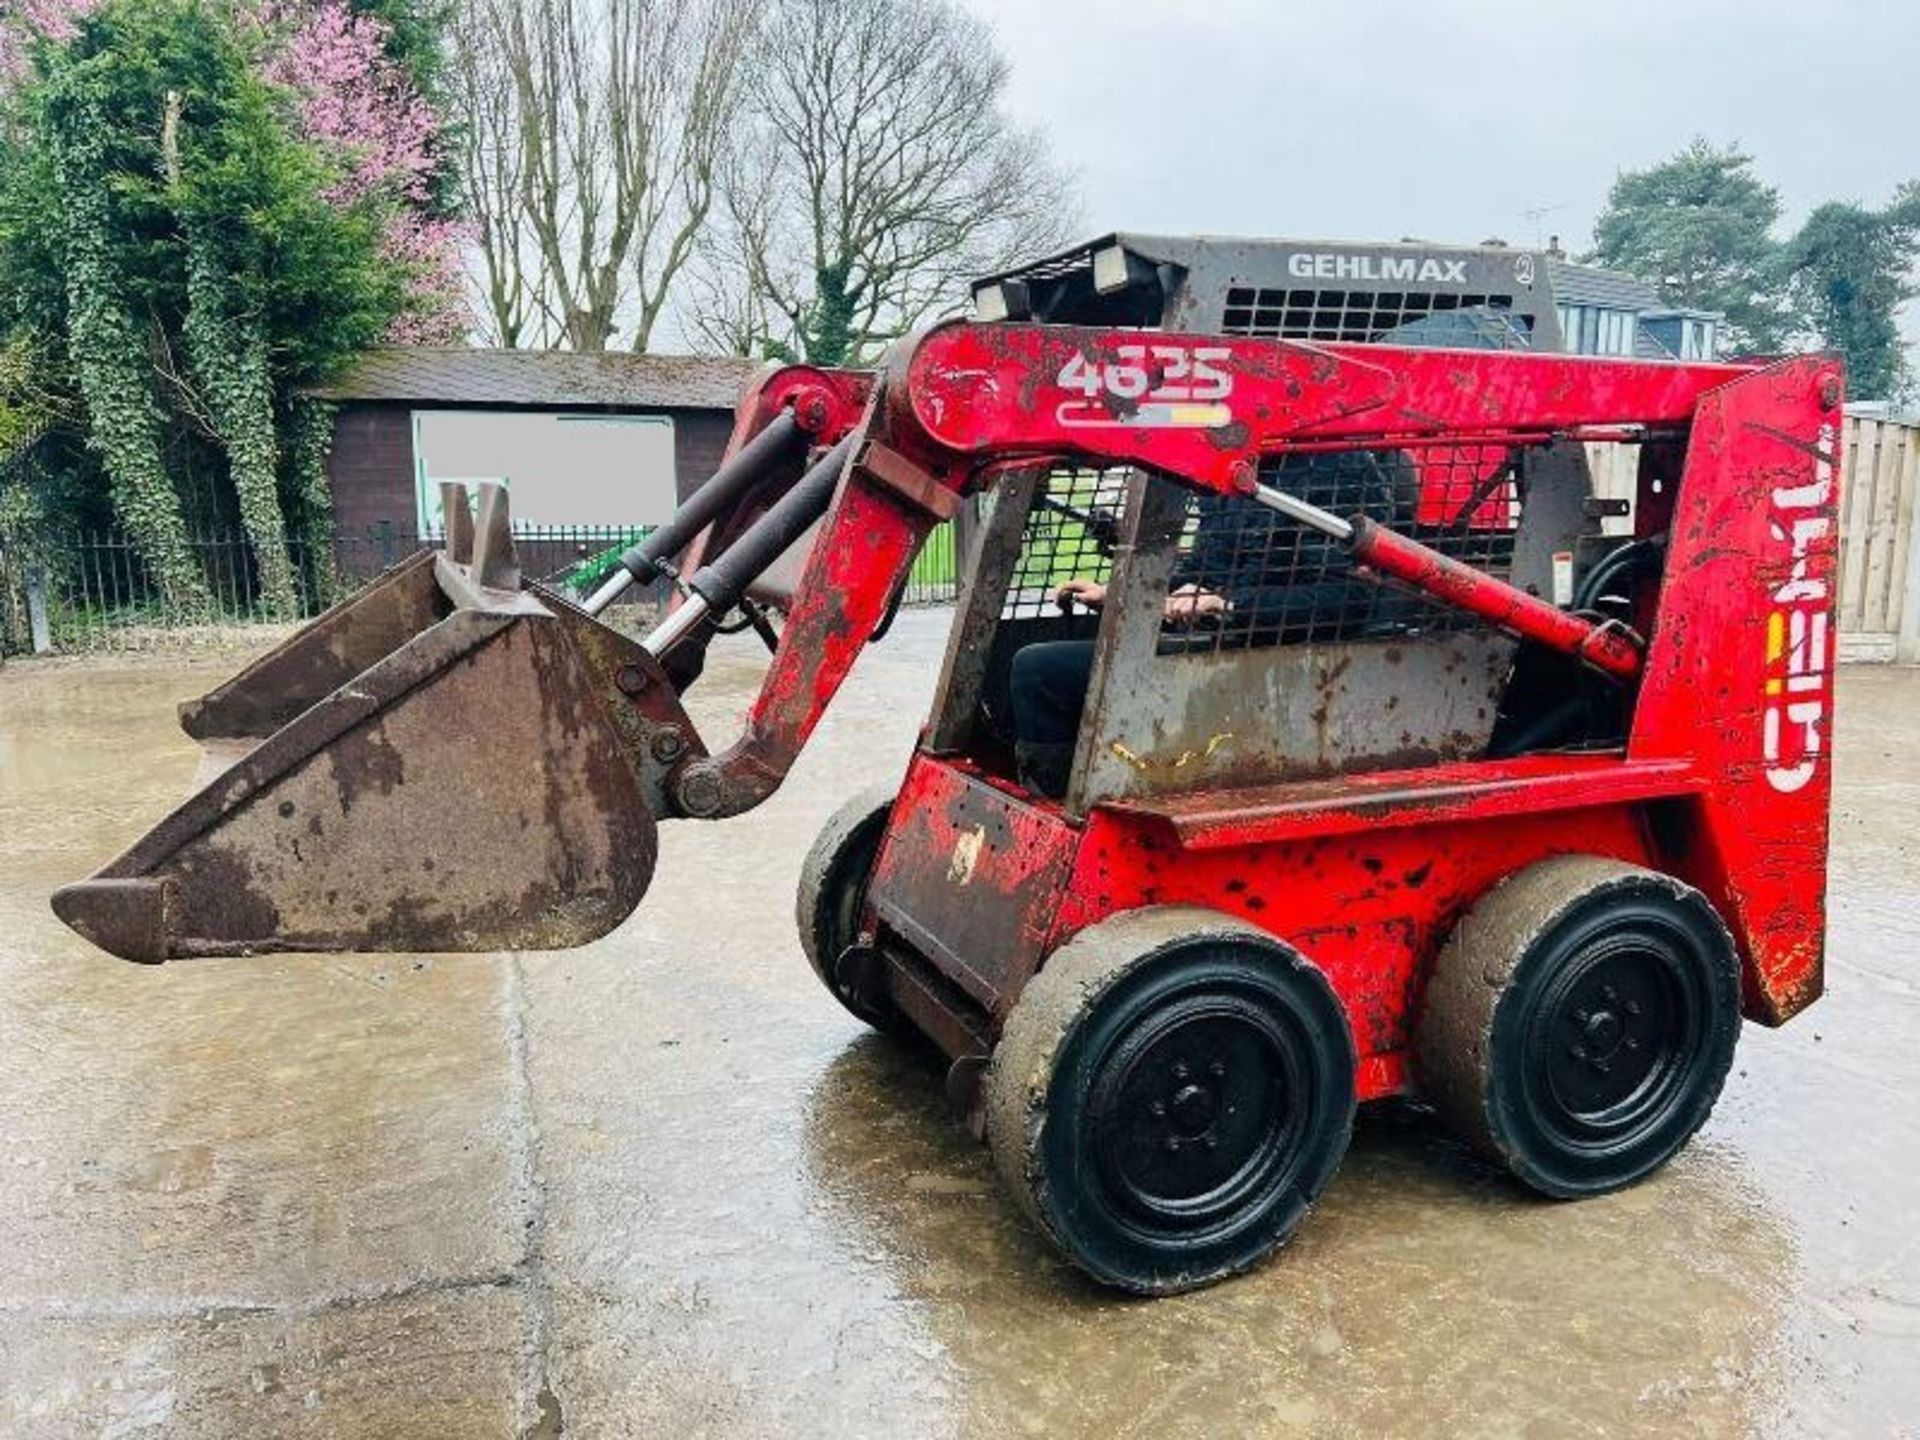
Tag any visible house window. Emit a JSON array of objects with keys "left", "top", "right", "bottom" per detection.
[
  {"left": 1682, "top": 318, "right": 1716, "bottom": 360},
  {"left": 1557, "top": 304, "right": 1636, "bottom": 357}
]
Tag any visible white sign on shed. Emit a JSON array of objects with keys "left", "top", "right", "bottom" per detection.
[{"left": 411, "top": 410, "right": 677, "bottom": 531}]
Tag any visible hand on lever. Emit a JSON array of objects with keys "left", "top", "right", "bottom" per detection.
[
  {"left": 1164, "top": 584, "right": 1227, "bottom": 626},
  {"left": 1054, "top": 578, "right": 1107, "bottom": 613}
]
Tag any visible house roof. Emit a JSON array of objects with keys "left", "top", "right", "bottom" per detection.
[
  {"left": 310, "top": 347, "right": 762, "bottom": 411},
  {"left": 1545, "top": 257, "right": 1662, "bottom": 312}
]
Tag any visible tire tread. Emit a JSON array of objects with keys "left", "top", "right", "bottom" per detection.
[{"left": 986, "top": 906, "right": 1354, "bottom": 1292}]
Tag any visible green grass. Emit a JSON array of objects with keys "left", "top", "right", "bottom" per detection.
[
  {"left": 908, "top": 473, "right": 1121, "bottom": 599},
  {"left": 560, "top": 529, "right": 651, "bottom": 593},
  {"left": 907, "top": 522, "right": 958, "bottom": 594}
]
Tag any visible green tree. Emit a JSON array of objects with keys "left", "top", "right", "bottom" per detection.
[
  {"left": 281, "top": 395, "right": 338, "bottom": 599},
  {"left": 1587, "top": 140, "right": 1796, "bottom": 353},
  {"left": 162, "top": 28, "right": 400, "bottom": 613},
  {"left": 1780, "top": 186, "right": 1920, "bottom": 402}
]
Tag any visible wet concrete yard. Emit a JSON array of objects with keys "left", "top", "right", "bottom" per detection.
[{"left": 3, "top": 614, "right": 1917, "bottom": 1436}]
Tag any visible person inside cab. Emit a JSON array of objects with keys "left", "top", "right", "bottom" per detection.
[{"left": 1009, "top": 450, "right": 1421, "bottom": 797}]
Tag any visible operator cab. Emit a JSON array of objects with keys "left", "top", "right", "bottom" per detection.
[{"left": 940, "top": 234, "right": 1665, "bottom": 814}]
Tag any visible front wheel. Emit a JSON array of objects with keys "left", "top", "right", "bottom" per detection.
[
  {"left": 795, "top": 784, "right": 910, "bottom": 1036},
  {"left": 1416, "top": 855, "right": 1742, "bottom": 1198},
  {"left": 986, "top": 907, "right": 1356, "bottom": 1295}
]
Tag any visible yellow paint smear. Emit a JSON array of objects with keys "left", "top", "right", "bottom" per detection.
[{"left": 1109, "top": 733, "right": 1234, "bottom": 773}]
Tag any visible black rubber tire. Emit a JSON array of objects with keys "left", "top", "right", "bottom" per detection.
[
  {"left": 985, "top": 907, "right": 1356, "bottom": 1295},
  {"left": 1416, "top": 855, "right": 1741, "bottom": 1199},
  {"left": 795, "top": 784, "right": 909, "bottom": 1035}
]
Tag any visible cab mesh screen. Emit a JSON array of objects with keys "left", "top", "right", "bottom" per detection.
[{"left": 1157, "top": 445, "right": 1522, "bottom": 653}]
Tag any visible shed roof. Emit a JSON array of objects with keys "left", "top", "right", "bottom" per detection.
[
  {"left": 311, "top": 347, "right": 761, "bottom": 410},
  {"left": 1545, "top": 258, "right": 1662, "bottom": 312}
]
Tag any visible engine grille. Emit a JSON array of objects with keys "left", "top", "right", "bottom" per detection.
[{"left": 1220, "top": 286, "right": 1531, "bottom": 346}]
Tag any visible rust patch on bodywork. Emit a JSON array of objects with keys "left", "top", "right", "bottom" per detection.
[{"left": 178, "top": 551, "right": 449, "bottom": 742}]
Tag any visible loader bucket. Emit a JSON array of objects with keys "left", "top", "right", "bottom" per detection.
[{"left": 52, "top": 484, "right": 661, "bottom": 962}]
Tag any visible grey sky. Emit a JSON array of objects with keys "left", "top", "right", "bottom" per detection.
[{"left": 962, "top": 0, "right": 1919, "bottom": 343}]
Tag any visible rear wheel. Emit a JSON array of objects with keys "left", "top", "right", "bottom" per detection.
[
  {"left": 986, "top": 907, "right": 1355, "bottom": 1295},
  {"left": 796, "top": 784, "right": 908, "bottom": 1035},
  {"left": 1416, "top": 855, "right": 1741, "bottom": 1198}
]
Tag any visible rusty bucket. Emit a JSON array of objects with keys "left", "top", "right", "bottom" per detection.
[{"left": 52, "top": 484, "right": 671, "bottom": 962}]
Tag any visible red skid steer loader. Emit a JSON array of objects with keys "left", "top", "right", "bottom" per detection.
[{"left": 55, "top": 247, "right": 1841, "bottom": 1294}]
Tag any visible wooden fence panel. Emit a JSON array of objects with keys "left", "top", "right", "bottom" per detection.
[
  {"left": 1859, "top": 423, "right": 1895, "bottom": 631},
  {"left": 1835, "top": 413, "right": 1920, "bottom": 661},
  {"left": 1883, "top": 432, "right": 1920, "bottom": 648},
  {"left": 1838, "top": 420, "right": 1875, "bottom": 634}
]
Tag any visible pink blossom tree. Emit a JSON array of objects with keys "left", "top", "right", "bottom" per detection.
[
  {"left": 0, "top": 0, "right": 97, "bottom": 83},
  {"left": 263, "top": 0, "right": 469, "bottom": 343}
]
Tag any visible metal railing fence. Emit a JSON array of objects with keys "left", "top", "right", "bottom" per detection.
[{"left": 1, "top": 519, "right": 963, "bottom": 656}]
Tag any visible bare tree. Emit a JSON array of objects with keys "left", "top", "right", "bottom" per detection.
[
  {"left": 688, "top": 0, "right": 1077, "bottom": 365},
  {"left": 451, "top": 1, "right": 537, "bottom": 346},
  {"left": 451, "top": 0, "right": 755, "bottom": 351}
]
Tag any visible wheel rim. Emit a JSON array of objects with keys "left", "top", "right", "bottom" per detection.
[
  {"left": 1087, "top": 991, "right": 1309, "bottom": 1236},
  {"left": 1522, "top": 924, "right": 1706, "bottom": 1153},
  {"left": 827, "top": 867, "right": 869, "bottom": 978}
]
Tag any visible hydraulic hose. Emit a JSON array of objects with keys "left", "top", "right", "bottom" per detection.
[
  {"left": 641, "top": 436, "right": 855, "bottom": 658},
  {"left": 1572, "top": 537, "right": 1663, "bottom": 612}
]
